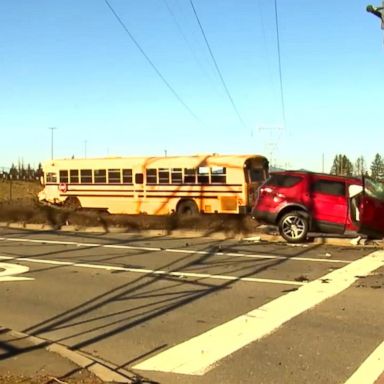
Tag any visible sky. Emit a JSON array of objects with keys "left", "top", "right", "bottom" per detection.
[{"left": 0, "top": 0, "right": 383, "bottom": 172}]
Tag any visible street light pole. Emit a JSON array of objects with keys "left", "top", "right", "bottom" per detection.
[{"left": 49, "top": 127, "right": 57, "bottom": 160}]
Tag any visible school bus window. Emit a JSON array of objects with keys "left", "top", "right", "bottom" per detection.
[
  {"left": 70, "top": 170, "right": 79, "bottom": 183},
  {"left": 59, "top": 170, "right": 68, "bottom": 183},
  {"left": 80, "top": 169, "right": 92, "bottom": 183},
  {"left": 47, "top": 172, "right": 57, "bottom": 183},
  {"left": 94, "top": 169, "right": 106, "bottom": 183},
  {"left": 211, "top": 167, "right": 226, "bottom": 183},
  {"left": 197, "top": 167, "right": 209, "bottom": 183},
  {"left": 159, "top": 168, "right": 170, "bottom": 184},
  {"left": 122, "top": 169, "right": 132, "bottom": 184},
  {"left": 171, "top": 168, "right": 182, "bottom": 183},
  {"left": 146, "top": 169, "right": 157, "bottom": 184},
  {"left": 135, "top": 173, "right": 144, "bottom": 184},
  {"left": 184, "top": 168, "right": 196, "bottom": 183},
  {"left": 108, "top": 169, "right": 121, "bottom": 183}
]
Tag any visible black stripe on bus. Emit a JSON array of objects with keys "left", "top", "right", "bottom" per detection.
[
  {"left": 60, "top": 194, "right": 134, "bottom": 198},
  {"left": 145, "top": 189, "right": 242, "bottom": 194},
  {"left": 67, "top": 189, "right": 135, "bottom": 193},
  {"left": 48, "top": 183, "right": 243, "bottom": 187},
  {"left": 138, "top": 195, "right": 219, "bottom": 199},
  {"left": 60, "top": 194, "right": 219, "bottom": 200},
  {"left": 60, "top": 189, "right": 240, "bottom": 194}
]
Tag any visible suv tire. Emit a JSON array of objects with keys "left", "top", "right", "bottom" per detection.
[{"left": 278, "top": 210, "right": 309, "bottom": 243}]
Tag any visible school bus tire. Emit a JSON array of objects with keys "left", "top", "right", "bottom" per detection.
[{"left": 176, "top": 199, "right": 199, "bottom": 216}]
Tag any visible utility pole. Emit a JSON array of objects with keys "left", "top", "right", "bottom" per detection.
[
  {"left": 322, "top": 153, "right": 325, "bottom": 173},
  {"left": 258, "top": 125, "right": 284, "bottom": 167},
  {"left": 367, "top": 3, "right": 384, "bottom": 28},
  {"left": 49, "top": 127, "right": 57, "bottom": 160}
]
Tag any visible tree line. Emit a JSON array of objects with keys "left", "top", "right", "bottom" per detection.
[
  {"left": 0, "top": 162, "right": 43, "bottom": 181},
  {"left": 330, "top": 153, "right": 384, "bottom": 180}
]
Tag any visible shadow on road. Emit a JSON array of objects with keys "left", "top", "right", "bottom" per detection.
[{"left": 0, "top": 227, "right": 323, "bottom": 380}]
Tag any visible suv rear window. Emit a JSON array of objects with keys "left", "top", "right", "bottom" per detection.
[{"left": 265, "top": 174, "right": 302, "bottom": 188}]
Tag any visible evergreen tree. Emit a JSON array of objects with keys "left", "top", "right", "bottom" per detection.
[
  {"left": 370, "top": 153, "right": 384, "bottom": 180},
  {"left": 9, "top": 163, "right": 18, "bottom": 179},
  {"left": 354, "top": 156, "right": 366, "bottom": 176},
  {"left": 36, "top": 163, "right": 43, "bottom": 179},
  {"left": 26, "top": 163, "right": 32, "bottom": 180},
  {"left": 330, "top": 154, "right": 353, "bottom": 176}
]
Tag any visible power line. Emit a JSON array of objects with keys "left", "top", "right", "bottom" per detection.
[
  {"left": 274, "top": 0, "right": 287, "bottom": 129},
  {"left": 162, "top": 0, "right": 222, "bottom": 96},
  {"left": 103, "top": 0, "right": 202, "bottom": 125},
  {"left": 188, "top": 0, "right": 248, "bottom": 131}
]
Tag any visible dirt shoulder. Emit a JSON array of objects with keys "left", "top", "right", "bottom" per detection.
[{"left": 0, "top": 197, "right": 260, "bottom": 236}]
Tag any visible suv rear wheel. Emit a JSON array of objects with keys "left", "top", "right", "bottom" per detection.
[{"left": 278, "top": 210, "right": 309, "bottom": 243}]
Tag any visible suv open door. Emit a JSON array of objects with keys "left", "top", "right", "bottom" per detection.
[{"left": 358, "top": 176, "right": 384, "bottom": 238}]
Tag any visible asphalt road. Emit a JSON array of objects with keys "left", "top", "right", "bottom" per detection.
[{"left": 0, "top": 227, "right": 383, "bottom": 384}]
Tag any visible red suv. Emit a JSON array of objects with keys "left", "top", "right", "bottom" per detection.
[{"left": 252, "top": 171, "right": 384, "bottom": 243}]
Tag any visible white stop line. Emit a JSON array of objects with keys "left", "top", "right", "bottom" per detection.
[{"left": 0, "top": 262, "right": 34, "bottom": 282}]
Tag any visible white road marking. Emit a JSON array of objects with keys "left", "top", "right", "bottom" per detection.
[
  {"left": 0, "top": 236, "right": 350, "bottom": 264},
  {"left": 133, "top": 250, "right": 384, "bottom": 375},
  {"left": 344, "top": 340, "right": 384, "bottom": 384},
  {"left": 0, "top": 262, "right": 33, "bottom": 282},
  {"left": 0, "top": 255, "right": 304, "bottom": 286}
]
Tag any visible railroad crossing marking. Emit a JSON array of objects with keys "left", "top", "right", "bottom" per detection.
[
  {"left": 0, "top": 262, "right": 33, "bottom": 282},
  {"left": 133, "top": 250, "right": 384, "bottom": 375}
]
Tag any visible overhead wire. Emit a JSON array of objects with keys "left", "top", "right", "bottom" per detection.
[
  {"left": 103, "top": 0, "right": 202, "bottom": 125},
  {"left": 188, "top": 0, "right": 249, "bottom": 132},
  {"left": 274, "top": 0, "right": 287, "bottom": 129},
  {"left": 162, "top": 0, "right": 222, "bottom": 97},
  {"left": 266, "top": 0, "right": 287, "bottom": 168}
]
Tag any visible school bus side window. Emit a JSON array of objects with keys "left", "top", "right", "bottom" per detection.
[
  {"left": 135, "top": 173, "right": 144, "bottom": 184},
  {"left": 147, "top": 169, "right": 157, "bottom": 184},
  {"left": 122, "top": 169, "right": 132, "bottom": 184},
  {"left": 184, "top": 168, "right": 196, "bottom": 183},
  {"left": 171, "top": 168, "right": 182, "bottom": 183},
  {"left": 198, "top": 167, "right": 209, "bottom": 183},
  {"left": 46, "top": 172, "right": 57, "bottom": 183},
  {"left": 159, "top": 168, "right": 170, "bottom": 184},
  {"left": 59, "top": 170, "right": 68, "bottom": 183},
  {"left": 80, "top": 169, "right": 92, "bottom": 183},
  {"left": 211, "top": 167, "right": 226, "bottom": 183},
  {"left": 70, "top": 170, "right": 79, "bottom": 183},
  {"left": 108, "top": 169, "right": 121, "bottom": 183},
  {"left": 94, "top": 169, "right": 106, "bottom": 183}
]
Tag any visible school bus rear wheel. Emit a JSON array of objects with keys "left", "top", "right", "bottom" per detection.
[{"left": 176, "top": 200, "right": 199, "bottom": 216}]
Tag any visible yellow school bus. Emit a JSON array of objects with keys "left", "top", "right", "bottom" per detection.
[{"left": 38, "top": 154, "right": 269, "bottom": 215}]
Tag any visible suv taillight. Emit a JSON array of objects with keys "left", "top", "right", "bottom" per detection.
[
  {"left": 259, "top": 187, "right": 285, "bottom": 201},
  {"left": 259, "top": 186, "right": 273, "bottom": 196}
]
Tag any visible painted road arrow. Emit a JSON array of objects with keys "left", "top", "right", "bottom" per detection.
[{"left": 0, "top": 262, "right": 34, "bottom": 282}]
